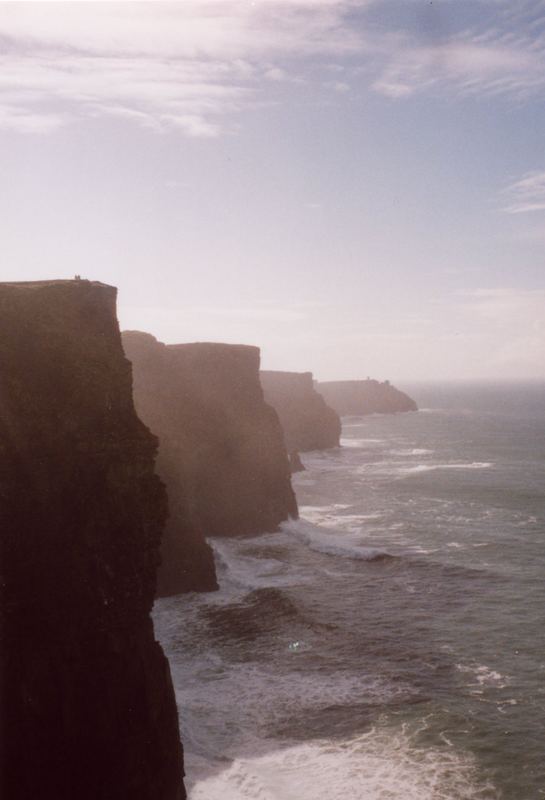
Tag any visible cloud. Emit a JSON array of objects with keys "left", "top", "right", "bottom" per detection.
[
  {"left": 371, "top": 34, "right": 545, "bottom": 100},
  {"left": 324, "top": 80, "right": 350, "bottom": 92},
  {"left": 0, "top": 1, "right": 362, "bottom": 136},
  {"left": 3, "top": 1, "right": 545, "bottom": 137},
  {"left": 502, "top": 171, "right": 545, "bottom": 214},
  {"left": 0, "top": 102, "right": 67, "bottom": 133},
  {"left": 0, "top": 2, "right": 362, "bottom": 59},
  {"left": 0, "top": 48, "right": 256, "bottom": 136},
  {"left": 367, "top": 0, "right": 545, "bottom": 101},
  {"left": 264, "top": 67, "right": 289, "bottom": 81}
]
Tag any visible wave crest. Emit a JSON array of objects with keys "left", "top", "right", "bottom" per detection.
[{"left": 285, "top": 519, "right": 394, "bottom": 562}]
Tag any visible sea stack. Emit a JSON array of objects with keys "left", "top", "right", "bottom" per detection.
[
  {"left": 260, "top": 371, "right": 341, "bottom": 457},
  {"left": 0, "top": 281, "right": 185, "bottom": 800},
  {"left": 317, "top": 379, "right": 418, "bottom": 416},
  {"left": 122, "top": 333, "right": 298, "bottom": 596}
]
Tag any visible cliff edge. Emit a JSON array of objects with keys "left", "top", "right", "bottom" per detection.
[
  {"left": 122, "top": 333, "right": 298, "bottom": 597},
  {"left": 0, "top": 280, "right": 185, "bottom": 800},
  {"left": 260, "top": 370, "right": 341, "bottom": 454},
  {"left": 317, "top": 379, "right": 417, "bottom": 416}
]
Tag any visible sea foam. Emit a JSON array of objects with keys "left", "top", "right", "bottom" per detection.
[
  {"left": 285, "top": 518, "right": 393, "bottom": 562},
  {"left": 189, "top": 724, "right": 495, "bottom": 800},
  {"left": 340, "top": 437, "right": 385, "bottom": 448},
  {"left": 211, "top": 535, "right": 308, "bottom": 591},
  {"left": 402, "top": 462, "right": 493, "bottom": 474}
]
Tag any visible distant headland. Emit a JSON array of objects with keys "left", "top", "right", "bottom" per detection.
[{"left": 316, "top": 379, "right": 418, "bottom": 416}]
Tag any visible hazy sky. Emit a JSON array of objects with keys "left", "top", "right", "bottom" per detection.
[{"left": 2, "top": 0, "right": 545, "bottom": 381}]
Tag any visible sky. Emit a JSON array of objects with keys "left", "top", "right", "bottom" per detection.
[{"left": 1, "top": 0, "right": 545, "bottom": 381}]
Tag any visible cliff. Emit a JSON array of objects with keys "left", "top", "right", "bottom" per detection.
[
  {"left": 120, "top": 332, "right": 218, "bottom": 596},
  {"left": 122, "top": 333, "right": 298, "bottom": 596},
  {"left": 0, "top": 281, "right": 185, "bottom": 800},
  {"left": 316, "top": 379, "right": 418, "bottom": 416},
  {"left": 260, "top": 370, "right": 341, "bottom": 454}
]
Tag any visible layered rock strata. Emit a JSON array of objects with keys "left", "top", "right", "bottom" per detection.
[
  {"left": 260, "top": 370, "right": 341, "bottom": 456},
  {"left": 122, "top": 333, "right": 298, "bottom": 596},
  {"left": 0, "top": 280, "right": 184, "bottom": 800},
  {"left": 317, "top": 379, "right": 418, "bottom": 416}
]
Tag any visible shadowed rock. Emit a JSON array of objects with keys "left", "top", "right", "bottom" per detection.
[
  {"left": 122, "top": 333, "right": 298, "bottom": 597},
  {"left": 289, "top": 451, "right": 306, "bottom": 473},
  {"left": 260, "top": 370, "right": 341, "bottom": 453},
  {"left": 316, "top": 379, "right": 418, "bottom": 416},
  {"left": 0, "top": 280, "right": 185, "bottom": 800}
]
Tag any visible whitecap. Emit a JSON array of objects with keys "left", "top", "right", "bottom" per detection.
[
  {"left": 391, "top": 448, "right": 434, "bottom": 456},
  {"left": 402, "top": 462, "right": 493, "bottom": 474},
  {"left": 174, "top": 660, "right": 411, "bottom": 768},
  {"left": 284, "top": 519, "right": 393, "bottom": 562},
  {"left": 299, "top": 505, "right": 383, "bottom": 532},
  {"left": 418, "top": 408, "right": 474, "bottom": 416},
  {"left": 340, "top": 437, "right": 386, "bottom": 448},
  {"left": 210, "top": 536, "right": 308, "bottom": 591},
  {"left": 456, "top": 663, "right": 509, "bottom": 690},
  {"left": 299, "top": 503, "right": 352, "bottom": 514},
  {"left": 189, "top": 723, "right": 495, "bottom": 800}
]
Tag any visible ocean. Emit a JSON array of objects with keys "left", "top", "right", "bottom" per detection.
[{"left": 153, "top": 381, "right": 545, "bottom": 800}]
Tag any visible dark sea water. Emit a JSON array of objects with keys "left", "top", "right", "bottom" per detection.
[{"left": 154, "top": 382, "right": 545, "bottom": 800}]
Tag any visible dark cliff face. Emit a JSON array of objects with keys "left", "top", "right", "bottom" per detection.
[
  {"left": 122, "top": 333, "right": 298, "bottom": 597},
  {"left": 316, "top": 379, "right": 418, "bottom": 416},
  {"left": 260, "top": 370, "right": 341, "bottom": 453},
  {"left": 0, "top": 281, "right": 185, "bottom": 800},
  {"left": 120, "top": 332, "right": 218, "bottom": 597}
]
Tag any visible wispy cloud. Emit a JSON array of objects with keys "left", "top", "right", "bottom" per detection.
[
  {"left": 502, "top": 171, "right": 545, "bottom": 214},
  {"left": 324, "top": 79, "right": 350, "bottom": 93},
  {"left": 0, "top": 102, "right": 67, "bottom": 133},
  {"left": 0, "top": 51, "right": 255, "bottom": 135},
  {"left": 371, "top": 30, "right": 545, "bottom": 100},
  {"left": 0, "top": 1, "right": 361, "bottom": 135},
  {"left": 364, "top": 0, "right": 545, "bottom": 100},
  {"left": 2, "top": 1, "right": 545, "bottom": 136}
]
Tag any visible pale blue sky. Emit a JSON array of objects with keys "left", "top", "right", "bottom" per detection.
[{"left": 1, "top": 0, "right": 545, "bottom": 380}]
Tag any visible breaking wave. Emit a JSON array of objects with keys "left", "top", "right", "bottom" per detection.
[
  {"left": 285, "top": 519, "right": 394, "bottom": 562},
  {"left": 190, "top": 723, "right": 495, "bottom": 800},
  {"left": 402, "top": 462, "right": 493, "bottom": 474}
]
